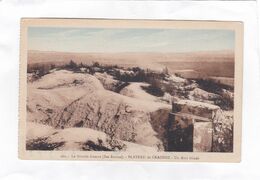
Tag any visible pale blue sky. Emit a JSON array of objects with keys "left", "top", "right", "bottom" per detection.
[{"left": 28, "top": 27, "right": 235, "bottom": 53}]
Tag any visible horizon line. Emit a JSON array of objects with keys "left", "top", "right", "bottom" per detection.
[{"left": 28, "top": 49, "right": 234, "bottom": 54}]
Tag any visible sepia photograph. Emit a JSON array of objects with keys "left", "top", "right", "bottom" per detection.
[{"left": 19, "top": 19, "right": 243, "bottom": 162}]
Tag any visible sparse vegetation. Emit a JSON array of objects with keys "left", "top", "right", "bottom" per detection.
[
  {"left": 27, "top": 63, "right": 52, "bottom": 79},
  {"left": 66, "top": 60, "right": 78, "bottom": 70},
  {"left": 26, "top": 137, "right": 65, "bottom": 150},
  {"left": 197, "top": 79, "right": 233, "bottom": 93},
  {"left": 141, "top": 85, "right": 164, "bottom": 97},
  {"left": 197, "top": 79, "right": 234, "bottom": 110},
  {"left": 82, "top": 140, "right": 112, "bottom": 151}
]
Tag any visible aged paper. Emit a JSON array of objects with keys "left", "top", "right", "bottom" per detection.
[{"left": 19, "top": 18, "right": 243, "bottom": 162}]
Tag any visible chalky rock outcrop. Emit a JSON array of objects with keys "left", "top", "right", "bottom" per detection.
[
  {"left": 27, "top": 70, "right": 171, "bottom": 151},
  {"left": 188, "top": 88, "right": 221, "bottom": 104}
]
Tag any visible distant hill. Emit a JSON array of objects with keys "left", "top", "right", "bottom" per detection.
[
  {"left": 28, "top": 50, "right": 234, "bottom": 64},
  {"left": 28, "top": 50, "right": 234, "bottom": 77}
]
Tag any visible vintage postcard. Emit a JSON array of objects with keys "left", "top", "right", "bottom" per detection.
[{"left": 19, "top": 19, "right": 243, "bottom": 162}]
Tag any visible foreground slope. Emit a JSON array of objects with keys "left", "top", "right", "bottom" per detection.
[{"left": 27, "top": 70, "right": 172, "bottom": 151}]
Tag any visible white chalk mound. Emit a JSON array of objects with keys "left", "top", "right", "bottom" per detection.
[
  {"left": 26, "top": 122, "right": 157, "bottom": 152},
  {"left": 27, "top": 70, "right": 172, "bottom": 151}
]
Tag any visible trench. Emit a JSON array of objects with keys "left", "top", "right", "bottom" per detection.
[
  {"left": 149, "top": 108, "right": 194, "bottom": 152},
  {"left": 149, "top": 108, "right": 170, "bottom": 151}
]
